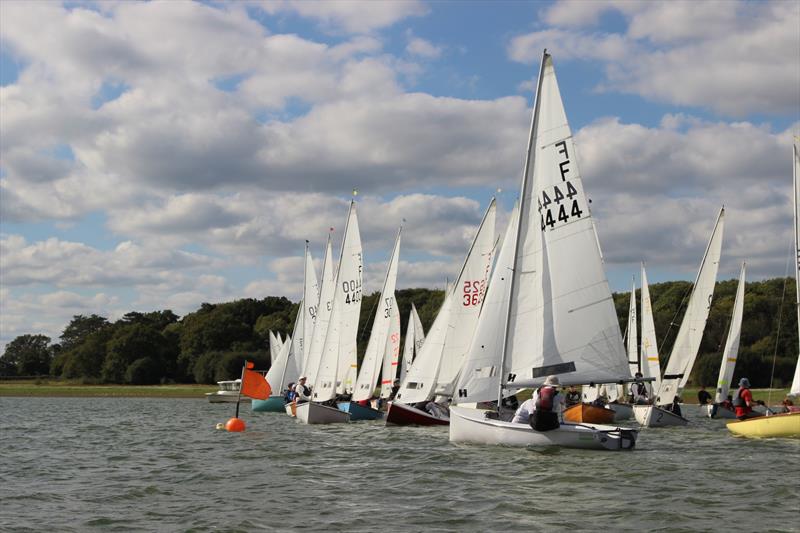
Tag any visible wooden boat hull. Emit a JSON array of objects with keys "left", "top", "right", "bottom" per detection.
[
  {"left": 632, "top": 404, "right": 688, "bottom": 427},
  {"left": 726, "top": 412, "right": 800, "bottom": 438},
  {"left": 251, "top": 396, "right": 286, "bottom": 412},
  {"left": 295, "top": 402, "right": 350, "bottom": 424},
  {"left": 337, "top": 401, "right": 383, "bottom": 421},
  {"left": 449, "top": 406, "right": 637, "bottom": 451},
  {"left": 700, "top": 404, "right": 736, "bottom": 419},
  {"left": 385, "top": 402, "right": 449, "bottom": 426},
  {"left": 564, "top": 403, "right": 616, "bottom": 424}
]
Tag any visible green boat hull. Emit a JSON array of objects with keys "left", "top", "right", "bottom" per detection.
[{"left": 251, "top": 396, "right": 286, "bottom": 412}]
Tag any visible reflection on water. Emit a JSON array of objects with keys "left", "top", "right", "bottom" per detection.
[{"left": 0, "top": 397, "right": 798, "bottom": 532}]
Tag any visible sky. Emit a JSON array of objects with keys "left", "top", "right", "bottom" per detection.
[{"left": 1, "top": 0, "right": 799, "bottom": 349}]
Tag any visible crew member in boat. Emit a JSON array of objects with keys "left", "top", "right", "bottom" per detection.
[
  {"left": 711, "top": 394, "right": 735, "bottom": 417},
  {"left": 697, "top": 386, "right": 712, "bottom": 405},
  {"left": 780, "top": 397, "right": 800, "bottom": 413},
  {"left": 295, "top": 376, "right": 312, "bottom": 403},
  {"left": 629, "top": 372, "right": 650, "bottom": 405},
  {"left": 388, "top": 379, "right": 400, "bottom": 401},
  {"left": 565, "top": 385, "right": 581, "bottom": 407},
  {"left": 511, "top": 375, "right": 565, "bottom": 431},
  {"left": 285, "top": 382, "right": 296, "bottom": 403},
  {"left": 666, "top": 395, "right": 682, "bottom": 417},
  {"left": 733, "top": 377, "right": 764, "bottom": 420}
]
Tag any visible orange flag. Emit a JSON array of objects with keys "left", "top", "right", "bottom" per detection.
[{"left": 241, "top": 361, "right": 271, "bottom": 400}]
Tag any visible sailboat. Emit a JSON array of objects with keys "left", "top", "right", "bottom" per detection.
[
  {"left": 449, "top": 51, "right": 638, "bottom": 450},
  {"left": 296, "top": 201, "right": 363, "bottom": 424},
  {"left": 254, "top": 243, "right": 319, "bottom": 413},
  {"left": 399, "top": 304, "right": 425, "bottom": 383},
  {"left": 727, "top": 142, "right": 800, "bottom": 438},
  {"left": 701, "top": 262, "right": 746, "bottom": 419},
  {"left": 340, "top": 227, "right": 402, "bottom": 420},
  {"left": 386, "top": 200, "right": 496, "bottom": 426},
  {"left": 633, "top": 207, "right": 725, "bottom": 428}
]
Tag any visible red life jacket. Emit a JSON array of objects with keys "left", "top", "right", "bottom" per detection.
[{"left": 536, "top": 386, "right": 556, "bottom": 411}]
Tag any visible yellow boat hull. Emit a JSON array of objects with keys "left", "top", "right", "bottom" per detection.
[{"left": 726, "top": 412, "right": 800, "bottom": 438}]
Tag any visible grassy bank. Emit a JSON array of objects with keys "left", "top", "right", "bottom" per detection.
[{"left": 0, "top": 380, "right": 216, "bottom": 398}]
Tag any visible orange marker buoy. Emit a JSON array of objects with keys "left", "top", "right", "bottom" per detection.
[{"left": 225, "top": 417, "right": 246, "bottom": 432}]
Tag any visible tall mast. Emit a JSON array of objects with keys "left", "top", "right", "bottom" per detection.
[{"left": 497, "top": 49, "right": 548, "bottom": 407}]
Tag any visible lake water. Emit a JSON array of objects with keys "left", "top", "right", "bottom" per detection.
[{"left": 1, "top": 397, "right": 798, "bottom": 532}]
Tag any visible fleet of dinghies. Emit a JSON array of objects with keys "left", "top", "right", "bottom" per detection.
[{"left": 239, "top": 52, "right": 800, "bottom": 445}]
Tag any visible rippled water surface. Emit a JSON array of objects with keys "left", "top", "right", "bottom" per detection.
[{"left": 1, "top": 397, "right": 798, "bottom": 532}]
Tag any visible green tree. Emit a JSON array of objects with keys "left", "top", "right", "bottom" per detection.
[
  {"left": 60, "top": 315, "right": 109, "bottom": 351},
  {"left": 2, "top": 334, "right": 52, "bottom": 375}
]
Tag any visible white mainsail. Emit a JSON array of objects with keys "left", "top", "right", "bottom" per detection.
[
  {"left": 454, "top": 204, "right": 518, "bottom": 404},
  {"left": 269, "top": 331, "right": 280, "bottom": 366},
  {"left": 791, "top": 141, "right": 800, "bottom": 397},
  {"left": 266, "top": 318, "right": 296, "bottom": 394},
  {"left": 379, "top": 306, "right": 401, "bottom": 398},
  {"left": 626, "top": 278, "right": 639, "bottom": 377},
  {"left": 640, "top": 263, "right": 662, "bottom": 395},
  {"left": 503, "top": 52, "right": 629, "bottom": 390},
  {"left": 314, "top": 201, "right": 363, "bottom": 401},
  {"left": 395, "top": 292, "right": 453, "bottom": 404},
  {"left": 434, "top": 199, "right": 497, "bottom": 397},
  {"left": 304, "top": 236, "right": 335, "bottom": 385},
  {"left": 353, "top": 228, "right": 401, "bottom": 401},
  {"left": 658, "top": 207, "right": 725, "bottom": 405},
  {"left": 715, "top": 262, "right": 746, "bottom": 402},
  {"left": 399, "top": 304, "right": 426, "bottom": 383},
  {"left": 300, "top": 244, "right": 320, "bottom": 373}
]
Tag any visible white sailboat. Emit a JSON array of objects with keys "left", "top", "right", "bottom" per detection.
[
  {"left": 302, "top": 236, "right": 335, "bottom": 388},
  {"left": 297, "top": 201, "right": 362, "bottom": 424},
  {"left": 388, "top": 200, "right": 496, "bottom": 425},
  {"left": 702, "top": 262, "right": 746, "bottom": 419},
  {"left": 634, "top": 207, "right": 725, "bottom": 427},
  {"left": 399, "top": 304, "right": 425, "bottom": 383},
  {"left": 449, "top": 51, "right": 638, "bottom": 450},
  {"left": 343, "top": 227, "right": 402, "bottom": 420}
]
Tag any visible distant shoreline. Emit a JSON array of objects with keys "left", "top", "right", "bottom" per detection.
[{"left": 0, "top": 381, "right": 216, "bottom": 398}]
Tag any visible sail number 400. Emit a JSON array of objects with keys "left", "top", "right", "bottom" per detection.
[
  {"left": 538, "top": 180, "right": 584, "bottom": 231},
  {"left": 463, "top": 280, "right": 485, "bottom": 306},
  {"left": 342, "top": 279, "right": 362, "bottom": 304}
]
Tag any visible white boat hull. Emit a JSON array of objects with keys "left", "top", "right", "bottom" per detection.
[
  {"left": 633, "top": 404, "right": 688, "bottom": 427},
  {"left": 295, "top": 402, "right": 351, "bottom": 424},
  {"left": 449, "top": 406, "right": 637, "bottom": 451},
  {"left": 205, "top": 392, "right": 250, "bottom": 404},
  {"left": 700, "top": 404, "right": 736, "bottom": 419},
  {"left": 607, "top": 402, "right": 633, "bottom": 421}
]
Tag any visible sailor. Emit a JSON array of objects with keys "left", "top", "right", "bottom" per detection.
[
  {"left": 284, "top": 382, "right": 296, "bottom": 403},
  {"left": 511, "top": 375, "right": 565, "bottom": 431},
  {"left": 697, "top": 386, "right": 712, "bottom": 405},
  {"left": 629, "top": 372, "right": 649, "bottom": 404},
  {"left": 294, "top": 376, "right": 312, "bottom": 402},
  {"left": 389, "top": 379, "right": 401, "bottom": 401},
  {"left": 733, "top": 377, "right": 763, "bottom": 420},
  {"left": 565, "top": 385, "right": 581, "bottom": 407}
]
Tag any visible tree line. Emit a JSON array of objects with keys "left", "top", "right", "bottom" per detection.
[{"left": 2, "top": 279, "right": 797, "bottom": 388}]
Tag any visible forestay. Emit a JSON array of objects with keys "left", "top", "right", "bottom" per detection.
[
  {"left": 353, "top": 228, "right": 401, "bottom": 401},
  {"left": 454, "top": 204, "right": 518, "bottom": 404},
  {"left": 658, "top": 207, "right": 724, "bottom": 406},
  {"left": 504, "top": 53, "right": 629, "bottom": 390},
  {"left": 715, "top": 263, "right": 746, "bottom": 402}
]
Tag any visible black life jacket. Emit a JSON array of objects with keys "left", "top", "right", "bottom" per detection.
[
  {"left": 732, "top": 387, "right": 746, "bottom": 408},
  {"left": 536, "top": 386, "right": 556, "bottom": 411}
]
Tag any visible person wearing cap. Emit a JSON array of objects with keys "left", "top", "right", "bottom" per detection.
[
  {"left": 295, "top": 376, "right": 312, "bottom": 402},
  {"left": 733, "top": 377, "right": 763, "bottom": 420},
  {"left": 511, "top": 375, "right": 565, "bottom": 431},
  {"left": 629, "top": 372, "right": 649, "bottom": 404}
]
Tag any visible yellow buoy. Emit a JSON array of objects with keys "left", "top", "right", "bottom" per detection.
[{"left": 215, "top": 423, "right": 225, "bottom": 430}]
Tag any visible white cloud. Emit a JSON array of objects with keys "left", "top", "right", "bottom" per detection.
[
  {"left": 406, "top": 33, "right": 442, "bottom": 59},
  {"left": 255, "top": 0, "right": 428, "bottom": 34}
]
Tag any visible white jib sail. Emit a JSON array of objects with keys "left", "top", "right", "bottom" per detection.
[
  {"left": 412, "top": 303, "right": 426, "bottom": 354},
  {"left": 299, "top": 245, "right": 319, "bottom": 374},
  {"left": 627, "top": 277, "right": 639, "bottom": 377},
  {"left": 395, "top": 292, "right": 454, "bottom": 404},
  {"left": 640, "top": 263, "right": 662, "bottom": 395},
  {"left": 266, "top": 316, "right": 297, "bottom": 394},
  {"left": 303, "top": 236, "right": 335, "bottom": 385},
  {"left": 269, "top": 331, "right": 280, "bottom": 366},
  {"left": 504, "top": 52, "right": 629, "bottom": 390},
  {"left": 791, "top": 141, "right": 800, "bottom": 397},
  {"left": 379, "top": 302, "right": 401, "bottom": 398},
  {"left": 313, "top": 294, "right": 342, "bottom": 402},
  {"left": 659, "top": 207, "right": 725, "bottom": 405},
  {"left": 399, "top": 308, "right": 416, "bottom": 384},
  {"left": 352, "top": 228, "right": 401, "bottom": 401},
  {"left": 434, "top": 199, "right": 497, "bottom": 397},
  {"left": 715, "top": 262, "right": 746, "bottom": 402},
  {"left": 334, "top": 203, "right": 363, "bottom": 394},
  {"left": 454, "top": 204, "right": 519, "bottom": 404}
]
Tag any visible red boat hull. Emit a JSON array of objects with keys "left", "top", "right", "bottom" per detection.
[{"left": 385, "top": 402, "right": 449, "bottom": 426}]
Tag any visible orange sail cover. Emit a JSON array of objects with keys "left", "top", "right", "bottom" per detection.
[{"left": 241, "top": 361, "right": 271, "bottom": 400}]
